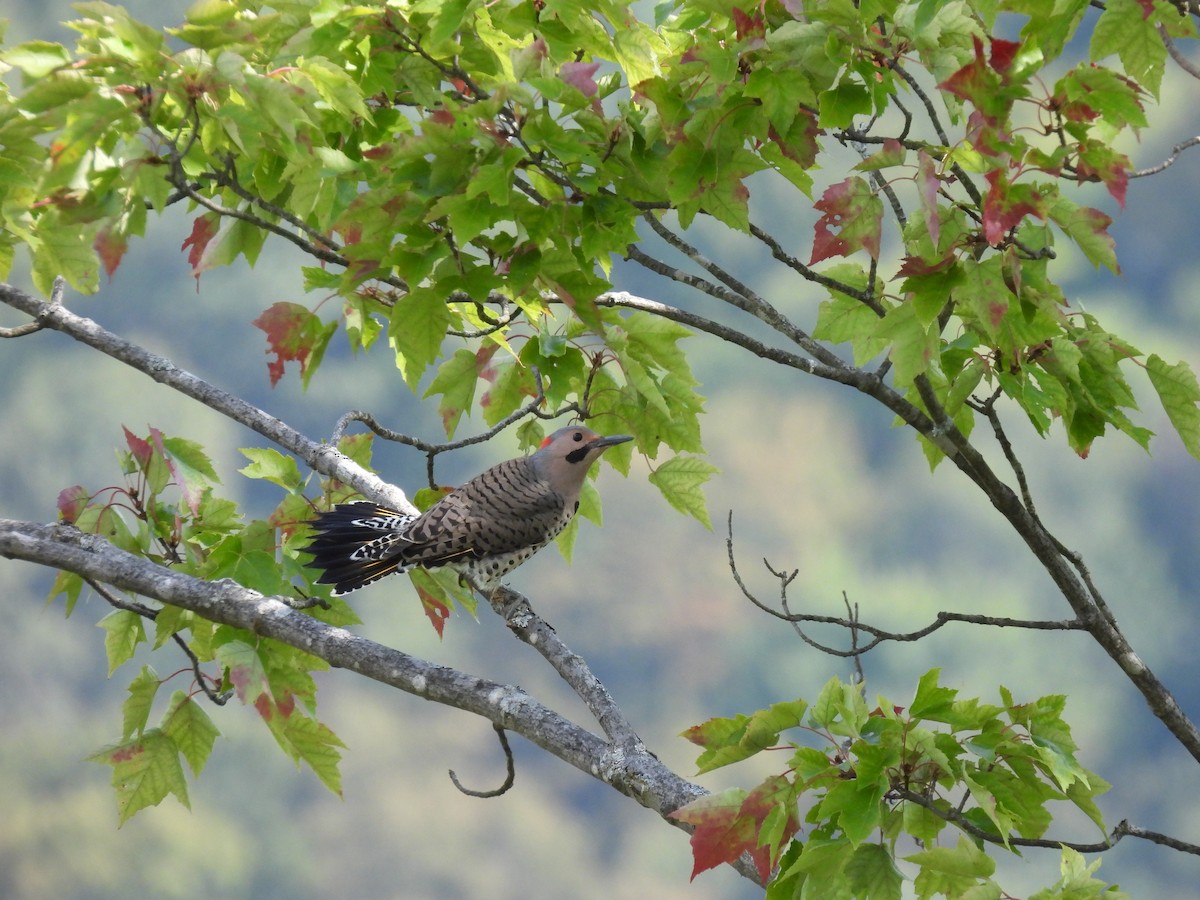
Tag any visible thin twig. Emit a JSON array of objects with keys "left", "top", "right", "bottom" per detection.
[
  {"left": 329, "top": 369, "right": 586, "bottom": 488},
  {"left": 1131, "top": 136, "right": 1200, "bottom": 178},
  {"left": 971, "top": 397, "right": 1121, "bottom": 632},
  {"left": 449, "top": 723, "right": 516, "bottom": 797},
  {"left": 893, "top": 789, "right": 1200, "bottom": 856},
  {"left": 85, "top": 577, "right": 231, "bottom": 705},
  {"left": 745, "top": 221, "right": 880, "bottom": 310},
  {"left": 727, "top": 512, "right": 1084, "bottom": 660},
  {"left": 1159, "top": 22, "right": 1200, "bottom": 80}
]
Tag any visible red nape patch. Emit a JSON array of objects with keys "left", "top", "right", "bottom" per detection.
[{"left": 539, "top": 435, "right": 554, "bottom": 448}]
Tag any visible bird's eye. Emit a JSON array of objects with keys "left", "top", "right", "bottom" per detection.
[{"left": 573, "top": 431, "right": 583, "bottom": 442}]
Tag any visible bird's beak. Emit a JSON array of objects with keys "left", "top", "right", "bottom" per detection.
[{"left": 592, "top": 434, "right": 633, "bottom": 449}]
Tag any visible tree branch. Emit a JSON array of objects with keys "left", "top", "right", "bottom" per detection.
[
  {"left": 0, "top": 518, "right": 772, "bottom": 881},
  {"left": 0, "top": 282, "right": 416, "bottom": 515}
]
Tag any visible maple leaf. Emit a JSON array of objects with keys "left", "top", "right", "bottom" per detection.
[
  {"left": 560, "top": 62, "right": 603, "bottom": 114},
  {"left": 989, "top": 38, "right": 1021, "bottom": 75},
  {"left": 94, "top": 226, "right": 127, "bottom": 279},
  {"left": 179, "top": 213, "right": 219, "bottom": 289},
  {"left": 940, "top": 36, "right": 994, "bottom": 109},
  {"left": 916, "top": 149, "right": 941, "bottom": 249},
  {"left": 418, "top": 588, "right": 450, "bottom": 638},
  {"left": 982, "top": 171, "right": 1047, "bottom": 245},
  {"left": 252, "top": 302, "right": 321, "bottom": 387},
  {"left": 732, "top": 7, "right": 765, "bottom": 42},
  {"left": 671, "top": 789, "right": 757, "bottom": 881},
  {"left": 1075, "top": 143, "right": 1130, "bottom": 208},
  {"left": 939, "top": 35, "right": 1026, "bottom": 131},
  {"left": 123, "top": 425, "right": 153, "bottom": 468},
  {"left": 767, "top": 110, "right": 819, "bottom": 168},
  {"left": 56, "top": 484, "right": 89, "bottom": 524},
  {"left": 740, "top": 775, "right": 801, "bottom": 880},
  {"left": 810, "top": 176, "right": 883, "bottom": 264},
  {"left": 560, "top": 61, "right": 601, "bottom": 97},
  {"left": 148, "top": 426, "right": 204, "bottom": 516}
]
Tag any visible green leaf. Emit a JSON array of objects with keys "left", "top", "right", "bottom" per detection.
[
  {"left": 846, "top": 843, "right": 904, "bottom": 900},
  {"left": 1065, "top": 771, "right": 1112, "bottom": 835},
  {"left": 97, "top": 609, "right": 146, "bottom": 676},
  {"left": 160, "top": 690, "right": 221, "bottom": 777},
  {"left": 280, "top": 713, "right": 346, "bottom": 795},
  {"left": 424, "top": 348, "right": 479, "bottom": 438},
  {"left": 817, "top": 778, "right": 883, "bottom": 845},
  {"left": 1089, "top": 0, "right": 1166, "bottom": 95},
  {"left": 647, "top": 456, "right": 719, "bottom": 528},
  {"left": 910, "top": 668, "right": 958, "bottom": 721},
  {"left": 122, "top": 665, "right": 161, "bottom": 739},
  {"left": 1048, "top": 196, "right": 1118, "bottom": 273},
  {"left": 682, "top": 698, "right": 809, "bottom": 773},
  {"left": 389, "top": 288, "right": 452, "bottom": 387},
  {"left": 215, "top": 639, "right": 269, "bottom": 708},
  {"left": 89, "top": 729, "right": 189, "bottom": 826},
  {"left": 874, "top": 303, "right": 936, "bottom": 386},
  {"left": 907, "top": 836, "right": 996, "bottom": 898},
  {"left": 239, "top": 447, "right": 304, "bottom": 490},
  {"left": 160, "top": 435, "right": 220, "bottom": 482},
  {"left": 1146, "top": 354, "right": 1200, "bottom": 461},
  {"left": 2, "top": 40, "right": 72, "bottom": 78},
  {"left": 1030, "top": 847, "right": 1128, "bottom": 900}
]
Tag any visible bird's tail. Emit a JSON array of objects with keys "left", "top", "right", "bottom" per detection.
[{"left": 305, "top": 501, "right": 417, "bottom": 594}]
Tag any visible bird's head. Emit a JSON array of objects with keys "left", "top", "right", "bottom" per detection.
[{"left": 532, "top": 426, "right": 632, "bottom": 485}]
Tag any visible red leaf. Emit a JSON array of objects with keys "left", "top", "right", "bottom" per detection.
[
  {"left": 275, "top": 692, "right": 295, "bottom": 719},
  {"left": 671, "top": 792, "right": 757, "bottom": 881},
  {"left": 767, "top": 109, "right": 819, "bottom": 168},
  {"left": 740, "top": 775, "right": 801, "bottom": 881},
  {"left": 252, "top": 302, "right": 318, "bottom": 387},
  {"left": 254, "top": 692, "right": 276, "bottom": 721},
  {"left": 57, "top": 484, "right": 89, "bottom": 523},
  {"left": 1076, "top": 148, "right": 1129, "bottom": 209},
  {"left": 148, "top": 426, "right": 202, "bottom": 516},
  {"left": 810, "top": 176, "right": 882, "bottom": 264},
  {"left": 939, "top": 35, "right": 991, "bottom": 107},
  {"left": 180, "top": 213, "right": 219, "bottom": 289},
  {"left": 732, "top": 8, "right": 765, "bottom": 41},
  {"left": 123, "top": 426, "right": 153, "bottom": 468},
  {"left": 982, "top": 171, "right": 1046, "bottom": 245},
  {"left": 416, "top": 584, "right": 450, "bottom": 639},
  {"left": 94, "top": 227, "right": 127, "bottom": 279},
  {"left": 916, "top": 149, "right": 941, "bottom": 249},
  {"left": 989, "top": 38, "right": 1020, "bottom": 75},
  {"left": 428, "top": 108, "right": 455, "bottom": 127},
  {"left": 227, "top": 661, "right": 253, "bottom": 702},
  {"left": 560, "top": 61, "right": 601, "bottom": 97}
]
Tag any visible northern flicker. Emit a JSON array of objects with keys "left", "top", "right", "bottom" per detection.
[{"left": 305, "top": 426, "right": 632, "bottom": 594}]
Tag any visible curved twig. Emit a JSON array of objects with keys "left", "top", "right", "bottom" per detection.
[
  {"left": 1131, "top": 136, "right": 1200, "bottom": 178},
  {"left": 448, "top": 724, "right": 516, "bottom": 798}
]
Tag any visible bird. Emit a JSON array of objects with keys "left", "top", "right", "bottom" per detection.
[{"left": 304, "top": 426, "right": 632, "bottom": 595}]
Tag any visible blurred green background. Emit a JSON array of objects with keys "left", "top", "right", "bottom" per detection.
[{"left": 4, "top": 4, "right": 1200, "bottom": 897}]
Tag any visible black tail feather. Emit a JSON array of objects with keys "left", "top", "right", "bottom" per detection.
[{"left": 305, "top": 502, "right": 413, "bottom": 594}]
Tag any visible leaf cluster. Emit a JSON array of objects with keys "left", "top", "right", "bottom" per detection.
[
  {"left": 675, "top": 670, "right": 1124, "bottom": 898},
  {"left": 53, "top": 426, "right": 360, "bottom": 819}
]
